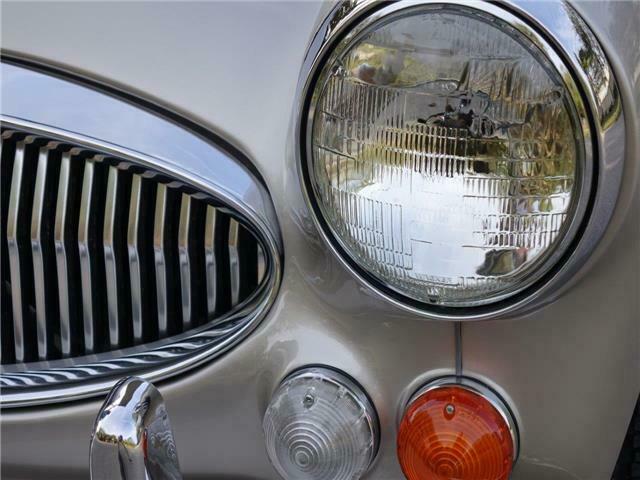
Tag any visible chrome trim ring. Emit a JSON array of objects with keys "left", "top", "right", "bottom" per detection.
[
  {"left": 407, "top": 376, "right": 520, "bottom": 462},
  {"left": 0, "top": 61, "right": 283, "bottom": 408},
  {"left": 294, "top": 0, "right": 624, "bottom": 320}
]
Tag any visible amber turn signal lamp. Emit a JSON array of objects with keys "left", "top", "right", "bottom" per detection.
[{"left": 397, "top": 379, "right": 518, "bottom": 480}]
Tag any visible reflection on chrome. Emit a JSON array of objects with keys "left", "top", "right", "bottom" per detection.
[
  {"left": 563, "top": 3, "right": 620, "bottom": 128},
  {"left": 90, "top": 377, "right": 182, "bottom": 480}
]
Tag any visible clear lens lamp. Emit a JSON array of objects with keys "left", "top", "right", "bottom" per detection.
[
  {"left": 262, "top": 367, "right": 379, "bottom": 480},
  {"left": 304, "top": 3, "right": 591, "bottom": 309}
]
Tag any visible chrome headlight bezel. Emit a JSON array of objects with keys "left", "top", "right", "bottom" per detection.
[{"left": 295, "top": 0, "right": 624, "bottom": 320}]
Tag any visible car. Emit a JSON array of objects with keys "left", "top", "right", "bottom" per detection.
[{"left": 1, "top": 1, "right": 638, "bottom": 479}]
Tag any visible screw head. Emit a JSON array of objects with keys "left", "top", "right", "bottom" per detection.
[{"left": 303, "top": 394, "right": 315, "bottom": 409}]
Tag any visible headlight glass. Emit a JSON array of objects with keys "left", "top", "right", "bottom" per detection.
[{"left": 305, "top": 5, "right": 587, "bottom": 307}]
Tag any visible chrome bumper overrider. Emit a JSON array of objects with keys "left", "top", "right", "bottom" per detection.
[{"left": 90, "top": 378, "right": 182, "bottom": 480}]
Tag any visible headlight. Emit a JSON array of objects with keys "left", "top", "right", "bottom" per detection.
[{"left": 301, "top": 2, "right": 594, "bottom": 310}]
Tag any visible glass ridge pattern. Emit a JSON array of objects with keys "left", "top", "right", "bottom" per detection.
[{"left": 310, "top": 8, "right": 583, "bottom": 306}]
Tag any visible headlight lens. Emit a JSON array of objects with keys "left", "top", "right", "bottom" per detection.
[{"left": 304, "top": 4, "right": 587, "bottom": 308}]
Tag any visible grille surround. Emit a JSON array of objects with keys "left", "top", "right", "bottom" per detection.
[{"left": 0, "top": 61, "right": 282, "bottom": 407}]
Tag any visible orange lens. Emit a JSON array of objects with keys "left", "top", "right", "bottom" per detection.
[{"left": 397, "top": 385, "right": 514, "bottom": 480}]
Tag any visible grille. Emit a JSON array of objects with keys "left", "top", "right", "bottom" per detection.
[{"left": 1, "top": 128, "right": 266, "bottom": 365}]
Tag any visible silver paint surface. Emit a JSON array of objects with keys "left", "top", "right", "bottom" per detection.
[{"left": 1, "top": 1, "right": 638, "bottom": 479}]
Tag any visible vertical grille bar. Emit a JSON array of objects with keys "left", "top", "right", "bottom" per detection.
[
  {"left": 54, "top": 151, "right": 74, "bottom": 357},
  {"left": 213, "top": 212, "right": 231, "bottom": 314},
  {"left": 163, "top": 186, "right": 182, "bottom": 335},
  {"left": 127, "top": 174, "right": 143, "bottom": 343},
  {"left": 1, "top": 131, "right": 17, "bottom": 364},
  {"left": 57, "top": 149, "right": 85, "bottom": 356},
  {"left": 103, "top": 165, "right": 120, "bottom": 348},
  {"left": 137, "top": 176, "right": 158, "bottom": 343},
  {"left": 178, "top": 194, "right": 192, "bottom": 330},
  {"left": 153, "top": 183, "right": 169, "bottom": 337},
  {"left": 228, "top": 218, "right": 241, "bottom": 307},
  {"left": 87, "top": 160, "right": 109, "bottom": 353},
  {"left": 6, "top": 138, "right": 31, "bottom": 362},
  {"left": 204, "top": 206, "right": 217, "bottom": 315},
  {"left": 30, "top": 143, "right": 57, "bottom": 360},
  {"left": 187, "top": 198, "right": 206, "bottom": 327},
  {"left": 237, "top": 224, "right": 258, "bottom": 301},
  {"left": 78, "top": 160, "right": 95, "bottom": 353}
]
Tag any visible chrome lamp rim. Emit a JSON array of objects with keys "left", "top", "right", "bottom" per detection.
[
  {"left": 294, "top": 0, "right": 625, "bottom": 321},
  {"left": 0, "top": 62, "right": 283, "bottom": 408}
]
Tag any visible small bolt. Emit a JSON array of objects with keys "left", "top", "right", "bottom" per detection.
[
  {"left": 445, "top": 404, "right": 455, "bottom": 415},
  {"left": 303, "top": 394, "right": 315, "bottom": 409}
]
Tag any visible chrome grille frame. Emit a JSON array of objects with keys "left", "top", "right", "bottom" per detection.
[{"left": 0, "top": 61, "right": 282, "bottom": 408}]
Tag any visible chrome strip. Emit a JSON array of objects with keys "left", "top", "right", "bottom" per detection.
[
  {"left": 0, "top": 60, "right": 282, "bottom": 408},
  {"left": 78, "top": 159, "right": 95, "bottom": 352},
  {"left": 127, "top": 174, "right": 143, "bottom": 343},
  {"left": 103, "top": 165, "right": 120, "bottom": 348},
  {"left": 54, "top": 151, "right": 73, "bottom": 357},
  {"left": 204, "top": 205, "right": 217, "bottom": 315},
  {"left": 294, "top": 0, "right": 624, "bottom": 320},
  {"left": 228, "top": 218, "right": 240, "bottom": 307},
  {"left": 31, "top": 143, "right": 57, "bottom": 360},
  {"left": 178, "top": 193, "right": 192, "bottom": 330},
  {"left": 6, "top": 138, "right": 30, "bottom": 362}
]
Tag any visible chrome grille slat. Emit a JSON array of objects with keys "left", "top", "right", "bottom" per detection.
[
  {"left": 6, "top": 138, "right": 30, "bottom": 362},
  {"left": 153, "top": 183, "right": 169, "bottom": 337},
  {"left": 0, "top": 131, "right": 16, "bottom": 364},
  {"left": 127, "top": 174, "right": 143, "bottom": 343},
  {"left": 30, "top": 144, "right": 57, "bottom": 360},
  {"left": 78, "top": 159, "right": 95, "bottom": 352},
  {"left": 228, "top": 218, "right": 241, "bottom": 307},
  {"left": 103, "top": 165, "right": 120, "bottom": 348},
  {"left": 178, "top": 194, "right": 192, "bottom": 330},
  {"left": 204, "top": 205, "right": 217, "bottom": 315},
  {"left": 54, "top": 151, "right": 74, "bottom": 357}
]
